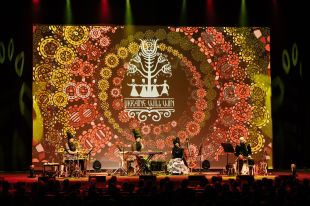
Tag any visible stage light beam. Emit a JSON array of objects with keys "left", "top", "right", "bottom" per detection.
[
  {"left": 65, "top": 0, "right": 73, "bottom": 24},
  {"left": 239, "top": 0, "right": 247, "bottom": 26},
  {"left": 180, "top": 0, "right": 188, "bottom": 25}
]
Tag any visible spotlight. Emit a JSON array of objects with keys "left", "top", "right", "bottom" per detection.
[{"left": 93, "top": 160, "right": 102, "bottom": 172}]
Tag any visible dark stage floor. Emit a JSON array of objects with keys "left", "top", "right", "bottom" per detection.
[{"left": 1, "top": 170, "right": 309, "bottom": 185}]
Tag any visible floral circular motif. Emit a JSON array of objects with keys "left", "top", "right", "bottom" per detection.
[
  {"left": 252, "top": 106, "right": 270, "bottom": 128},
  {"left": 232, "top": 100, "right": 253, "bottom": 123},
  {"left": 75, "top": 82, "right": 91, "bottom": 99},
  {"left": 104, "top": 53, "right": 119, "bottom": 68},
  {"left": 89, "top": 27, "right": 102, "bottom": 39},
  {"left": 99, "top": 36, "right": 111, "bottom": 47},
  {"left": 55, "top": 47, "right": 75, "bottom": 65},
  {"left": 70, "top": 59, "right": 83, "bottom": 75},
  {"left": 248, "top": 128, "right": 265, "bottom": 154},
  {"left": 38, "top": 37, "right": 61, "bottom": 58},
  {"left": 52, "top": 91, "right": 68, "bottom": 107},
  {"left": 218, "top": 107, "right": 235, "bottom": 127},
  {"left": 34, "top": 64, "right": 53, "bottom": 82},
  {"left": 229, "top": 124, "right": 249, "bottom": 144},
  {"left": 79, "top": 62, "right": 94, "bottom": 77},
  {"left": 36, "top": 91, "right": 52, "bottom": 107},
  {"left": 64, "top": 26, "right": 89, "bottom": 46},
  {"left": 63, "top": 82, "right": 76, "bottom": 100},
  {"left": 100, "top": 68, "right": 112, "bottom": 79},
  {"left": 51, "top": 69, "right": 70, "bottom": 88}
]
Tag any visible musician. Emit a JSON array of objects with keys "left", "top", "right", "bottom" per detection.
[
  {"left": 130, "top": 129, "right": 152, "bottom": 174},
  {"left": 64, "top": 131, "right": 84, "bottom": 176},
  {"left": 65, "top": 131, "right": 78, "bottom": 154},
  {"left": 131, "top": 129, "right": 144, "bottom": 152},
  {"left": 167, "top": 137, "right": 189, "bottom": 174},
  {"left": 235, "top": 136, "right": 252, "bottom": 175},
  {"left": 172, "top": 137, "right": 189, "bottom": 166}
]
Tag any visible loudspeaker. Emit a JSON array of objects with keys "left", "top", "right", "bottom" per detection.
[
  {"left": 278, "top": 175, "right": 296, "bottom": 180},
  {"left": 188, "top": 175, "right": 207, "bottom": 186},
  {"left": 236, "top": 175, "right": 254, "bottom": 182},
  {"left": 150, "top": 161, "right": 166, "bottom": 171},
  {"left": 88, "top": 175, "right": 106, "bottom": 183},
  {"left": 139, "top": 175, "right": 156, "bottom": 182},
  {"left": 38, "top": 176, "right": 55, "bottom": 182}
]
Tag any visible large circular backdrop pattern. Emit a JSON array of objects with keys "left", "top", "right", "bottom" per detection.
[{"left": 32, "top": 26, "right": 271, "bottom": 168}]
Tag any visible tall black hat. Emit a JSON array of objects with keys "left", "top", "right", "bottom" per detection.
[
  {"left": 66, "top": 131, "right": 74, "bottom": 139},
  {"left": 132, "top": 129, "right": 142, "bottom": 139},
  {"left": 173, "top": 137, "right": 180, "bottom": 145}
]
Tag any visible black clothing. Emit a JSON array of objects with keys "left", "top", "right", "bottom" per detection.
[
  {"left": 68, "top": 141, "right": 76, "bottom": 152},
  {"left": 235, "top": 143, "right": 252, "bottom": 175},
  {"left": 172, "top": 147, "right": 184, "bottom": 159},
  {"left": 136, "top": 142, "right": 142, "bottom": 152},
  {"left": 132, "top": 142, "right": 142, "bottom": 152},
  {"left": 235, "top": 143, "right": 252, "bottom": 157},
  {"left": 172, "top": 146, "right": 188, "bottom": 167}
]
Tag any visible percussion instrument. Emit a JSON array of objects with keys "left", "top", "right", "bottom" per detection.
[
  {"left": 236, "top": 156, "right": 255, "bottom": 175},
  {"left": 117, "top": 150, "right": 163, "bottom": 175}
]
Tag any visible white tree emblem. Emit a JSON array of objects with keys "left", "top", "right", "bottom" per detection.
[
  {"left": 127, "top": 39, "right": 171, "bottom": 97},
  {"left": 124, "top": 39, "right": 175, "bottom": 122}
]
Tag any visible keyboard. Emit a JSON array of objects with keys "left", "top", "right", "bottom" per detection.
[
  {"left": 43, "top": 162, "right": 60, "bottom": 165},
  {"left": 120, "top": 151, "right": 163, "bottom": 155}
]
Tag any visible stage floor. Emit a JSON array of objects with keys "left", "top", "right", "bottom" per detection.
[{"left": 1, "top": 170, "right": 310, "bottom": 184}]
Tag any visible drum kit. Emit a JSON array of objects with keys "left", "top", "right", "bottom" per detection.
[{"left": 55, "top": 144, "right": 92, "bottom": 178}]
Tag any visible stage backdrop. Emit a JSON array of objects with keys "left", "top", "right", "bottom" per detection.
[{"left": 32, "top": 26, "right": 272, "bottom": 170}]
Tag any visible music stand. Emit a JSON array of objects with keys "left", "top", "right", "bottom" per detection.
[{"left": 221, "top": 143, "right": 234, "bottom": 172}]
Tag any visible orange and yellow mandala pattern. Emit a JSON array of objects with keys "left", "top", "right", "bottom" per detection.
[{"left": 32, "top": 26, "right": 272, "bottom": 168}]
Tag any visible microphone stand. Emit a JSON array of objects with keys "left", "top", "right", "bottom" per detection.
[
  {"left": 185, "top": 138, "right": 192, "bottom": 173},
  {"left": 112, "top": 146, "right": 127, "bottom": 176},
  {"left": 199, "top": 135, "right": 207, "bottom": 174}
]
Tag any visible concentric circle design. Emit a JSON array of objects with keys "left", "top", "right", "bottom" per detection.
[
  {"left": 33, "top": 26, "right": 271, "bottom": 168},
  {"left": 55, "top": 47, "right": 75, "bottom": 65},
  {"left": 64, "top": 26, "right": 89, "bottom": 46},
  {"left": 38, "top": 37, "right": 61, "bottom": 58}
]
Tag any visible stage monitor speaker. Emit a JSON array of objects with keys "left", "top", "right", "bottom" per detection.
[
  {"left": 92, "top": 160, "right": 102, "bottom": 172},
  {"left": 278, "top": 175, "right": 296, "bottom": 181},
  {"left": 38, "top": 176, "right": 55, "bottom": 182},
  {"left": 150, "top": 161, "right": 166, "bottom": 171},
  {"left": 236, "top": 175, "right": 254, "bottom": 183},
  {"left": 139, "top": 175, "right": 156, "bottom": 182},
  {"left": 188, "top": 175, "right": 207, "bottom": 186},
  {"left": 88, "top": 175, "right": 106, "bottom": 183}
]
